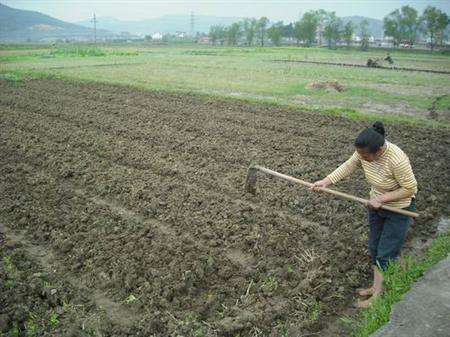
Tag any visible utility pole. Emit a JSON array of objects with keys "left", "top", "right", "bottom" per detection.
[
  {"left": 190, "top": 11, "right": 195, "bottom": 38},
  {"left": 92, "top": 13, "right": 97, "bottom": 44}
]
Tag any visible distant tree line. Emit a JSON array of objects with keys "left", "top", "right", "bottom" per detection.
[
  {"left": 208, "top": 11, "right": 367, "bottom": 49},
  {"left": 384, "top": 5, "right": 448, "bottom": 50},
  {"left": 208, "top": 6, "right": 449, "bottom": 51}
]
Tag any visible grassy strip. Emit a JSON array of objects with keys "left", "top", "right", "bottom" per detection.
[
  {"left": 342, "top": 232, "right": 450, "bottom": 337},
  {"left": 239, "top": 98, "right": 449, "bottom": 130},
  {"left": 0, "top": 68, "right": 449, "bottom": 131},
  {"left": 48, "top": 46, "right": 139, "bottom": 57},
  {"left": 0, "top": 46, "right": 139, "bottom": 62}
]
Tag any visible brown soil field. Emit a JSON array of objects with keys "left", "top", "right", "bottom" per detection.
[{"left": 0, "top": 78, "right": 449, "bottom": 337}]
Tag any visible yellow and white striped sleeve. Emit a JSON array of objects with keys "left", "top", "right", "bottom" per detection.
[
  {"left": 327, "top": 151, "right": 361, "bottom": 184},
  {"left": 391, "top": 153, "right": 418, "bottom": 194}
]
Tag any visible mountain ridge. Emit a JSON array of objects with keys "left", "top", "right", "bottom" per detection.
[{"left": 0, "top": 3, "right": 115, "bottom": 42}]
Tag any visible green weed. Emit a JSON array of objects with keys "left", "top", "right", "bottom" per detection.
[
  {"left": 3, "top": 255, "right": 14, "bottom": 273},
  {"left": 344, "top": 233, "right": 450, "bottom": 337},
  {"left": 260, "top": 275, "right": 279, "bottom": 293},
  {"left": 49, "top": 312, "right": 59, "bottom": 328}
]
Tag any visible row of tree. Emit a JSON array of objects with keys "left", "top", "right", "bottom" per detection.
[
  {"left": 208, "top": 6, "right": 448, "bottom": 51},
  {"left": 209, "top": 17, "right": 269, "bottom": 47},
  {"left": 384, "top": 6, "right": 448, "bottom": 50},
  {"left": 208, "top": 11, "right": 366, "bottom": 48}
]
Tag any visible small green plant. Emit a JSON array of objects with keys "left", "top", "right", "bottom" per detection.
[
  {"left": 182, "top": 312, "right": 197, "bottom": 325},
  {"left": 216, "top": 308, "right": 225, "bottom": 319},
  {"left": 275, "top": 319, "right": 290, "bottom": 337},
  {"left": 3, "top": 255, "right": 14, "bottom": 273},
  {"left": 260, "top": 275, "right": 279, "bottom": 292},
  {"left": 194, "top": 326, "right": 205, "bottom": 337},
  {"left": 5, "top": 279, "right": 14, "bottom": 289},
  {"left": 125, "top": 294, "right": 137, "bottom": 304},
  {"left": 12, "top": 322, "right": 20, "bottom": 337},
  {"left": 43, "top": 280, "right": 55, "bottom": 289},
  {"left": 309, "top": 300, "right": 321, "bottom": 322},
  {"left": 26, "top": 313, "right": 38, "bottom": 337},
  {"left": 287, "top": 264, "right": 294, "bottom": 273},
  {"left": 61, "top": 300, "right": 75, "bottom": 314},
  {"left": 49, "top": 312, "right": 59, "bottom": 328}
]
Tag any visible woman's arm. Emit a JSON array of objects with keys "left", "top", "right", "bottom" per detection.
[
  {"left": 311, "top": 151, "right": 361, "bottom": 190},
  {"left": 367, "top": 187, "right": 416, "bottom": 209}
]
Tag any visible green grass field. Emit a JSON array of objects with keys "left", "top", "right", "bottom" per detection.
[{"left": 1, "top": 44, "right": 450, "bottom": 127}]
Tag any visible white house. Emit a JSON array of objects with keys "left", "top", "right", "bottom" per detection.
[{"left": 151, "top": 32, "right": 163, "bottom": 40}]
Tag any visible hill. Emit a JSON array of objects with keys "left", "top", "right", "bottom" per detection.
[{"left": 0, "top": 3, "right": 115, "bottom": 42}]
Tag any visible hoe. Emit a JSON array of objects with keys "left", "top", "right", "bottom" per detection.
[{"left": 245, "top": 165, "right": 419, "bottom": 218}]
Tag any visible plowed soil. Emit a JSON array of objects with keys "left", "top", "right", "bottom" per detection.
[{"left": 0, "top": 78, "right": 449, "bottom": 337}]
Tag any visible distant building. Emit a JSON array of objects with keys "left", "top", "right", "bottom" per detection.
[
  {"left": 151, "top": 32, "right": 163, "bottom": 40},
  {"left": 175, "top": 31, "right": 187, "bottom": 38},
  {"left": 198, "top": 36, "right": 210, "bottom": 44},
  {"left": 352, "top": 35, "right": 375, "bottom": 43}
]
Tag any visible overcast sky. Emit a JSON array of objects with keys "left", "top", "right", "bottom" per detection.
[{"left": 3, "top": 0, "right": 450, "bottom": 22}]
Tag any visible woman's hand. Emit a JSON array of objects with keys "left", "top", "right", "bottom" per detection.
[
  {"left": 366, "top": 196, "right": 384, "bottom": 209},
  {"left": 310, "top": 177, "right": 332, "bottom": 191}
]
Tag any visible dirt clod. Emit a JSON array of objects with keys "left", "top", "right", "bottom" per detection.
[{"left": 307, "top": 81, "right": 346, "bottom": 92}]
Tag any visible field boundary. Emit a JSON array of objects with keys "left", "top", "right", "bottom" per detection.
[
  {"left": 1, "top": 70, "right": 449, "bottom": 131},
  {"left": 272, "top": 59, "right": 450, "bottom": 75},
  {"left": 38, "top": 61, "right": 150, "bottom": 70}
]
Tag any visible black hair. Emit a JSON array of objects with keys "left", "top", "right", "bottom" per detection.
[{"left": 354, "top": 121, "right": 386, "bottom": 153}]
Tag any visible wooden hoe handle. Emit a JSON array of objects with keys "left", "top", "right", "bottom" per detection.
[{"left": 250, "top": 165, "right": 419, "bottom": 218}]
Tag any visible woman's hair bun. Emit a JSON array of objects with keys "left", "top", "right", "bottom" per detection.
[{"left": 372, "top": 121, "right": 385, "bottom": 136}]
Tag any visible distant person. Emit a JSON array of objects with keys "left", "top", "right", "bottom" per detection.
[
  {"left": 385, "top": 53, "right": 394, "bottom": 65},
  {"left": 311, "top": 121, "right": 417, "bottom": 308}
]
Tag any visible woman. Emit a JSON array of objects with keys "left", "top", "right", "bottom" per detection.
[{"left": 311, "top": 121, "right": 417, "bottom": 308}]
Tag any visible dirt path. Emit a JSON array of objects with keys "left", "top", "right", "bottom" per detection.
[{"left": 0, "top": 78, "right": 449, "bottom": 336}]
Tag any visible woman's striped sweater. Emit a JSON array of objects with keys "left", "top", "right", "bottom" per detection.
[{"left": 327, "top": 141, "right": 417, "bottom": 209}]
